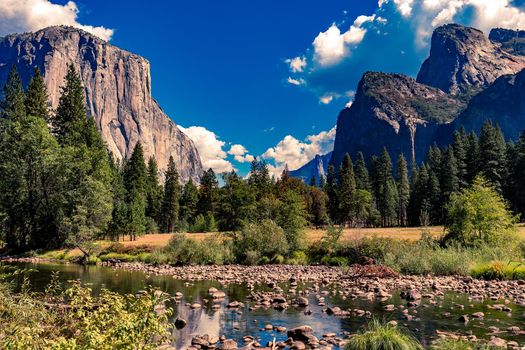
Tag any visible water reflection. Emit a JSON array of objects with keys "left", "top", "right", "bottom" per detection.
[{"left": 5, "top": 261, "right": 525, "bottom": 349}]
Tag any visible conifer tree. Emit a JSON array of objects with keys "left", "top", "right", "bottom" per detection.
[
  {"left": 396, "top": 154, "right": 410, "bottom": 226},
  {"left": 354, "top": 151, "right": 370, "bottom": 190},
  {"left": 123, "top": 142, "right": 147, "bottom": 239},
  {"left": 0, "top": 65, "right": 26, "bottom": 121},
  {"left": 325, "top": 164, "right": 339, "bottom": 223},
  {"left": 25, "top": 67, "right": 49, "bottom": 120},
  {"left": 479, "top": 121, "right": 507, "bottom": 192},
  {"left": 180, "top": 178, "right": 199, "bottom": 225},
  {"left": 338, "top": 153, "right": 356, "bottom": 226},
  {"left": 107, "top": 156, "right": 127, "bottom": 241},
  {"left": 160, "top": 156, "right": 181, "bottom": 233},
  {"left": 145, "top": 157, "right": 161, "bottom": 226},
  {"left": 53, "top": 64, "right": 86, "bottom": 142},
  {"left": 466, "top": 131, "right": 480, "bottom": 183},
  {"left": 452, "top": 127, "right": 468, "bottom": 188},
  {"left": 197, "top": 168, "right": 219, "bottom": 216}
]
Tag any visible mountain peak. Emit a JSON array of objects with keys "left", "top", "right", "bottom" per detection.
[{"left": 417, "top": 23, "right": 525, "bottom": 94}]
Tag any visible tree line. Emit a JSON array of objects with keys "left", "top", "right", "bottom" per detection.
[{"left": 1, "top": 65, "right": 525, "bottom": 255}]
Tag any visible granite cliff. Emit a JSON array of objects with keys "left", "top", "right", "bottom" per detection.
[
  {"left": 0, "top": 26, "right": 203, "bottom": 182},
  {"left": 326, "top": 23, "right": 525, "bottom": 174}
]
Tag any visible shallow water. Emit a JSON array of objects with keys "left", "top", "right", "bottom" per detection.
[{"left": 5, "top": 261, "right": 525, "bottom": 348}]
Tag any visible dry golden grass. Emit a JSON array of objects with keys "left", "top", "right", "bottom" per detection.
[{"left": 109, "top": 224, "right": 525, "bottom": 248}]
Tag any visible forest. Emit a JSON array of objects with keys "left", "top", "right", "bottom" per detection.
[{"left": 0, "top": 65, "right": 524, "bottom": 260}]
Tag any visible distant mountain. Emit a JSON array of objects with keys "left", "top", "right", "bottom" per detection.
[
  {"left": 330, "top": 23, "right": 525, "bottom": 170},
  {"left": 0, "top": 26, "right": 203, "bottom": 182},
  {"left": 289, "top": 152, "right": 331, "bottom": 184}
]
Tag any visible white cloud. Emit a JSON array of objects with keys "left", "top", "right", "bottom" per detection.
[
  {"left": 287, "top": 77, "right": 305, "bottom": 86},
  {"left": 262, "top": 127, "right": 336, "bottom": 177},
  {"left": 178, "top": 125, "right": 234, "bottom": 173},
  {"left": 228, "top": 144, "right": 254, "bottom": 163},
  {"left": 286, "top": 56, "right": 307, "bottom": 72},
  {"left": 319, "top": 94, "right": 334, "bottom": 104},
  {"left": 291, "top": 0, "right": 525, "bottom": 101},
  {"left": 345, "top": 100, "right": 354, "bottom": 108},
  {"left": 0, "top": 0, "right": 114, "bottom": 40},
  {"left": 313, "top": 15, "right": 375, "bottom": 66}
]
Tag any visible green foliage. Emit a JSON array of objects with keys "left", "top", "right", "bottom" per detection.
[
  {"left": 164, "top": 233, "right": 233, "bottom": 265},
  {"left": 160, "top": 156, "right": 181, "bottom": 233},
  {"left": 25, "top": 67, "right": 49, "bottom": 121},
  {"left": 145, "top": 157, "right": 161, "bottom": 226},
  {"left": 338, "top": 153, "right": 357, "bottom": 225},
  {"left": 470, "top": 261, "right": 525, "bottom": 280},
  {"left": 276, "top": 190, "right": 307, "bottom": 253},
  {"left": 345, "top": 320, "right": 423, "bottom": 350},
  {"left": 444, "top": 177, "right": 517, "bottom": 247},
  {"left": 0, "top": 276, "right": 173, "bottom": 349},
  {"left": 179, "top": 178, "right": 198, "bottom": 224},
  {"left": 1, "top": 65, "right": 26, "bottom": 121},
  {"left": 232, "top": 220, "right": 289, "bottom": 264}
]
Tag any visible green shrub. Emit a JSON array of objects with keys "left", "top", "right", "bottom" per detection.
[
  {"left": 470, "top": 261, "right": 525, "bottom": 280},
  {"left": 98, "top": 252, "right": 137, "bottom": 262},
  {"left": 146, "top": 249, "right": 169, "bottom": 265},
  {"left": 345, "top": 320, "right": 422, "bottom": 350},
  {"left": 232, "top": 220, "right": 289, "bottom": 264},
  {"left": 163, "top": 234, "right": 232, "bottom": 265},
  {"left": 188, "top": 213, "right": 217, "bottom": 233},
  {"left": 444, "top": 177, "right": 518, "bottom": 248},
  {"left": 287, "top": 251, "right": 308, "bottom": 265}
]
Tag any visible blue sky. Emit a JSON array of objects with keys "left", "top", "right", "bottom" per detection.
[
  {"left": 3, "top": 0, "right": 525, "bottom": 176},
  {"left": 66, "top": 0, "right": 377, "bottom": 175}
]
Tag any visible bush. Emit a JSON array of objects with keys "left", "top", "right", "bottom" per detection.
[
  {"left": 287, "top": 251, "right": 308, "bottom": 265},
  {"left": 444, "top": 177, "right": 517, "bottom": 248},
  {"left": 0, "top": 276, "right": 173, "bottom": 349},
  {"left": 345, "top": 320, "right": 422, "bottom": 350},
  {"left": 163, "top": 234, "right": 232, "bottom": 265},
  {"left": 470, "top": 261, "right": 525, "bottom": 280},
  {"left": 232, "top": 220, "right": 289, "bottom": 264}
]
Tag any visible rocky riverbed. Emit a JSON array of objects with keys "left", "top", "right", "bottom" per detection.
[{"left": 4, "top": 258, "right": 525, "bottom": 349}]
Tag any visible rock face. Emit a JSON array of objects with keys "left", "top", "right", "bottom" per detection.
[
  {"left": 417, "top": 24, "right": 525, "bottom": 95},
  {"left": 451, "top": 69, "right": 525, "bottom": 141},
  {"left": 289, "top": 152, "right": 331, "bottom": 183},
  {"left": 330, "top": 23, "right": 525, "bottom": 171},
  {"left": 330, "top": 72, "right": 464, "bottom": 168},
  {"left": 0, "top": 26, "right": 203, "bottom": 182}
]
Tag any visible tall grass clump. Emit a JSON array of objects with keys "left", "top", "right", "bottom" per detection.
[{"left": 345, "top": 320, "right": 422, "bottom": 350}]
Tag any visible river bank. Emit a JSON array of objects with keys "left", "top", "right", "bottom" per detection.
[{"left": 4, "top": 258, "right": 525, "bottom": 349}]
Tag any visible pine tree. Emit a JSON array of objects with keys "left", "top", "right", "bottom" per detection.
[
  {"left": 396, "top": 154, "right": 410, "bottom": 226},
  {"left": 53, "top": 64, "right": 86, "bottom": 142},
  {"left": 426, "top": 145, "right": 442, "bottom": 173},
  {"left": 145, "top": 157, "right": 161, "bottom": 226},
  {"left": 218, "top": 171, "right": 255, "bottom": 231},
  {"left": 508, "top": 133, "right": 525, "bottom": 217},
  {"left": 123, "top": 142, "right": 147, "bottom": 196},
  {"left": 180, "top": 178, "right": 199, "bottom": 225},
  {"left": 354, "top": 151, "right": 370, "bottom": 190},
  {"left": 440, "top": 147, "right": 459, "bottom": 199},
  {"left": 479, "top": 121, "right": 507, "bottom": 192},
  {"left": 248, "top": 159, "right": 272, "bottom": 200},
  {"left": 160, "top": 156, "right": 181, "bottom": 233},
  {"left": 0, "top": 65, "right": 26, "bottom": 121},
  {"left": 325, "top": 164, "right": 338, "bottom": 223},
  {"left": 452, "top": 127, "right": 468, "bottom": 188},
  {"left": 123, "top": 142, "right": 147, "bottom": 239},
  {"left": 466, "top": 131, "right": 480, "bottom": 183},
  {"left": 107, "top": 156, "right": 127, "bottom": 241},
  {"left": 197, "top": 168, "right": 219, "bottom": 216},
  {"left": 25, "top": 67, "right": 49, "bottom": 121},
  {"left": 337, "top": 153, "right": 356, "bottom": 226},
  {"left": 377, "top": 148, "right": 396, "bottom": 226}
]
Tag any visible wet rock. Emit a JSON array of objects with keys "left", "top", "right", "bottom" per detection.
[
  {"left": 296, "top": 297, "right": 309, "bottom": 307},
  {"left": 191, "top": 303, "right": 202, "bottom": 309},
  {"left": 290, "top": 341, "right": 306, "bottom": 350},
  {"left": 488, "top": 336, "right": 507, "bottom": 347},
  {"left": 287, "top": 326, "right": 314, "bottom": 342},
  {"left": 471, "top": 312, "right": 484, "bottom": 319},
  {"left": 458, "top": 315, "right": 469, "bottom": 323},
  {"left": 175, "top": 317, "right": 187, "bottom": 329},
  {"left": 221, "top": 339, "right": 238, "bottom": 350}
]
